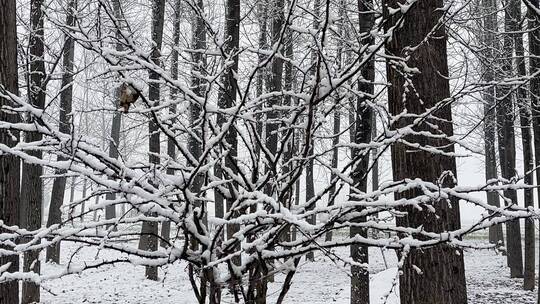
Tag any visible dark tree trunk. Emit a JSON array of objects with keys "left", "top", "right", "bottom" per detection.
[
  {"left": 350, "top": 1, "right": 374, "bottom": 303},
  {"left": 527, "top": 2, "right": 540, "bottom": 301},
  {"left": 481, "top": 0, "right": 504, "bottom": 246},
  {"left": 160, "top": 0, "right": 183, "bottom": 248},
  {"left": 511, "top": 0, "right": 534, "bottom": 290},
  {"left": 326, "top": 0, "right": 345, "bottom": 243},
  {"left": 384, "top": 1, "right": 467, "bottom": 303},
  {"left": 104, "top": 0, "right": 126, "bottom": 226},
  {"left": 498, "top": 1, "right": 524, "bottom": 278},
  {"left": 138, "top": 0, "right": 165, "bottom": 281},
  {"left": 223, "top": 0, "right": 241, "bottom": 267},
  {"left": 305, "top": 0, "right": 320, "bottom": 262},
  {"left": 46, "top": 0, "right": 77, "bottom": 264},
  {"left": 21, "top": 0, "right": 46, "bottom": 302},
  {"left": 0, "top": 0, "right": 21, "bottom": 302}
]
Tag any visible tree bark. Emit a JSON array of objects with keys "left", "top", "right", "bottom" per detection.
[
  {"left": 498, "top": 1, "right": 523, "bottom": 278},
  {"left": 160, "top": 0, "right": 183, "bottom": 248},
  {"left": 0, "top": 0, "right": 21, "bottom": 302},
  {"left": 511, "top": 0, "right": 534, "bottom": 290},
  {"left": 46, "top": 0, "right": 77, "bottom": 264},
  {"left": 481, "top": 0, "right": 505, "bottom": 246},
  {"left": 104, "top": 0, "right": 126, "bottom": 227},
  {"left": 305, "top": 0, "right": 320, "bottom": 262},
  {"left": 527, "top": 2, "right": 540, "bottom": 301},
  {"left": 138, "top": 0, "right": 165, "bottom": 281},
  {"left": 21, "top": 0, "right": 46, "bottom": 302},
  {"left": 384, "top": 1, "right": 467, "bottom": 303},
  {"left": 350, "top": 1, "right": 374, "bottom": 303}
]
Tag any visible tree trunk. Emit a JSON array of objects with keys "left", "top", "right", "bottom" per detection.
[
  {"left": 384, "top": 1, "right": 467, "bottom": 303},
  {"left": 0, "top": 0, "right": 21, "bottom": 302},
  {"left": 481, "top": 0, "right": 505, "bottom": 246},
  {"left": 138, "top": 0, "right": 165, "bottom": 281},
  {"left": 498, "top": 1, "right": 524, "bottom": 278},
  {"left": 511, "top": 0, "right": 535, "bottom": 290},
  {"left": 326, "top": 0, "right": 346, "bottom": 243},
  {"left": 21, "top": 0, "right": 46, "bottom": 302},
  {"left": 160, "top": 0, "right": 183, "bottom": 248},
  {"left": 105, "top": 0, "right": 126, "bottom": 226},
  {"left": 305, "top": 0, "right": 320, "bottom": 262},
  {"left": 46, "top": 0, "right": 77, "bottom": 264},
  {"left": 80, "top": 178, "right": 87, "bottom": 221},
  {"left": 527, "top": 2, "right": 540, "bottom": 301},
  {"left": 350, "top": 1, "right": 374, "bottom": 303}
]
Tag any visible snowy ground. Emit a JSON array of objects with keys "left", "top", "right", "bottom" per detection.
[{"left": 38, "top": 241, "right": 536, "bottom": 304}]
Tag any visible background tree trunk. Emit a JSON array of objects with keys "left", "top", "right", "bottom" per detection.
[
  {"left": 46, "top": 0, "right": 77, "bottom": 264},
  {"left": 138, "top": 0, "right": 165, "bottom": 281},
  {"left": 511, "top": 0, "right": 535, "bottom": 290},
  {"left": 0, "top": 0, "right": 21, "bottom": 302},
  {"left": 350, "top": 1, "right": 374, "bottom": 303},
  {"left": 305, "top": 0, "right": 320, "bottom": 262},
  {"left": 104, "top": 0, "right": 126, "bottom": 226},
  {"left": 481, "top": 0, "right": 505, "bottom": 246},
  {"left": 527, "top": 1, "right": 540, "bottom": 300},
  {"left": 223, "top": 0, "right": 241, "bottom": 267},
  {"left": 21, "top": 0, "right": 46, "bottom": 302},
  {"left": 498, "top": 1, "right": 524, "bottom": 278},
  {"left": 384, "top": 1, "right": 468, "bottom": 302},
  {"left": 160, "top": 0, "right": 183, "bottom": 248}
]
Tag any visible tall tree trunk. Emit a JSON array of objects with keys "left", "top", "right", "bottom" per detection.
[
  {"left": 498, "top": 1, "right": 524, "bottom": 278},
  {"left": 511, "top": 0, "right": 535, "bottom": 290},
  {"left": 105, "top": 0, "right": 126, "bottom": 226},
  {"left": 326, "top": 0, "right": 346, "bottom": 243},
  {"left": 527, "top": 2, "right": 540, "bottom": 301},
  {"left": 138, "top": 0, "right": 165, "bottom": 281},
  {"left": 350, "top": 1, "right": 374, "bottom": 303},
  {"left": 0, "top": 0, "right": 21, "bottom": 302},
  {"left": 305, "top": 0, "right": 320, "bottom": 262},
  {"left": 481, "top": 0, "right": 505, "bottom": 245},
  {"left": 223, "top": 0, "right": 241, "bottom": 267},
  {"left": 384, "top": 1, "right": 467, "bottom": 303},
  {"left": 21, "top": 0, "right": 46, "bottom": 302},
  {"left": 46, "top": 0, "right": 77, "bottom": 264},
  {"left": 160, "top": 0, "right": 183, "bottom": 248}
]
